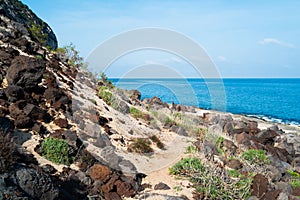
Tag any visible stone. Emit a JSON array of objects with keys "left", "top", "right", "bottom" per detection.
[
  {"left": 256, "top": 129, "right": 279, "bottom": 145},
  {"left": 154, "top": 182, "right": 171, "bottom": 190},
  {"left": 6, "top": 56, "right": 46, "bottom": 90},
  {"left": 115, "top": 180, "right": 136, "bottom": 197},
  {"left": 16, "top": 167, "right": 59, "bottom": 200},
  {"left": 23, "top": 103, "right": 49, "bottom": 121},
  {"left": 277, "top": 192, "right": 289, "bottom": 200},
  {"left": 4, "top": 85, "right": 24, "bottom": 102},
  {"left": 275, "top": 182, "right": 292, "bottom": 195},
  {"left": 0, "top": 117, "right": 14, "bottom": 133},
  {"left": 88, "top": 164, "right": 112, "bottom": 182},
  {"left": 251, "top": 174, "right": 268, "bottom": 199},
  {"left": 236, "top": 132, "right": 252, "bottom": 146},
  {"left": 227, "top": 159, "right": 243, "bottom": 170},
  {"left": 53, "top": 118, "right": 68, "bottom": 128}
]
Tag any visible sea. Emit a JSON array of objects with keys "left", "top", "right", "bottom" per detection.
[{"left": 110, "top": 78, "right": 300, "bottom": 126}]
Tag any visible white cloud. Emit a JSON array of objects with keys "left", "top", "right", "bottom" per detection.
[
  {"left": 217, "top": 55, "right": 227, "bottom": 62},
  {"left": 259, "top": 38, "right": 295, "bottom": 48}
]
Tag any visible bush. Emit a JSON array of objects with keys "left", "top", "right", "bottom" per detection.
[
  {"left": 0, "top": 133, "right": 16, "bottom": 173},
  {"left": 241, "top": 149, "right": 270, "bottom": 165},
  {"left": 130, "top": 107, "right": 150, "bottom": 121},
  {"left": 128, "top": 138, "right": 153, "bottom": 154},
  {"left": 169, "top": 157, "right": 204, "bottom": 175},
  {"left": 98, "top": 86, "right": 112, "bottom": 105},
  {"left": 288, "top": 170, "right": 300, "bottom": 188},
  {"left": 149, "top": 135, "right": 164, "bottom": 149},
  {"left": 40, "top": 137, "right": 73, "bottom": 165},
  {"left": 29, "top": 23, "right": 48, "bottom": 45}
]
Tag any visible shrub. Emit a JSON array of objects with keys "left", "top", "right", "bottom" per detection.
[
  {"left": 241, "top": 149, "right": 270, "bottom": 165},
  {"left": 149, "top": 135, "right": 164, "bottom": 149},
  {"left": 169, "top": 157, "right": 204, "bottom": 175},
  {"left": 40, "top": 137, "right": 73, "bottom": 165},
  {"left": 0, "top": 133, "right": 16, "bottom": 173},
  {"left": 128, "top": 138, "right": 153, "bottom": 154},
  {"left": 185, "top": 145, "right": 198, "bottom": 154},
  {"left": 29, "top": 23, "right": 48, "bottom": 45},
  {"left": 130, "top": 107, "right": 150, "bottom": 121},
  {"left": 288, "top": 170, "right": 300, "bottom": 188},
  {"left": 98, "top": 86, "right": 112, "bottom": 105}
]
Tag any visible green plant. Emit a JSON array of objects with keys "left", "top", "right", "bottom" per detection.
[
  {"left": 164, "top": 116, "right": 175, "bottom": 125},
  {"left": 216, "top": 137, "right": 225, "bottom": 155},
  {"left": 169, "top": 157, "right": 204, "bottom": 175},
  {"left": 130, "top": 107, "right": 150, "bottom": 121},
  {"left": 185, "top": 145, "right": 198, "bottom": 154},
  {"left": 0, "top": 133, "right": 16, "bottom": 173},
  {"left": 56, "top": 43, "right": 87, "bottom": 69},
  {"left": 149, "top": 135, "right": 164, "bottom": 149},
  {"left": 241, "top": 149, "right": 270, "bottom": 165},
  {"left": 288, "top": 170, "right": 300, "bottom": 188},
  {"left": 29, "top": 23, "right": 48, "bottom": 45},
  {"left": 227, "top": 169, "right": 242, "bottom": 178},
  {"left": 98, "top": 86, "right": 112, "bottom": 105},
  {"left": 173, "top": 185, "right": 182, "bottom": 191},
  {"left": 40, "top": 137, "right": 73, "bottom": 165},
  {"left": 128, "top": 138, "right": 153, "bottom": 154}
]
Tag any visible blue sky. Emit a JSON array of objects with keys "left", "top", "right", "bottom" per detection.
[{"left": 21, "top": 0, "right": 300, "bottom": 78}]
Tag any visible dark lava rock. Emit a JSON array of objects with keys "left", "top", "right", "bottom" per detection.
[
  {"left": 4, "top": 85, "right": 24, "bottom": 102},
  {"left": 251, "top": 174, "right": 268, "bottom": 199},
  {"left": 227, "top": 159, "right": 243, "bottom": 170},
  {"left": 154, "top": 182, "right": 171, "bottom": 190},
  {"left": 6, "top": 56, "right": 46, "bottom": 90},
  {"left": 23, "top": 103, "right": 50, "bottom": 121},
  {"left": 53, "top": 118, "right": 68, "bottom": 128},
  {"left": 0, "top": 117, "right": 14, "bottom": 133},
  {"left": 16, "top": 167, "right": 59, "bottom": 200},
  {"left": 255, "top": 129, "right": 279, "bottom": 145}
]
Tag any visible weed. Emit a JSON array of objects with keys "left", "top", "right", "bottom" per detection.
[
  {"left": 169, "top": 157, "right": 204, "bottom": 175},
  {"left": 185, "top": 145, "right": 198, "bottom": 154},
  {"left": 173, "top": 185, "right": 182, "bottom": 191},
  {"left": 130, "top": 107, "right": 150, "bottom": 121},
  {"left": 227, "top": 169, "right": 242, "bottom": 178},
  {"left": 98, "top": 86, "right": 112, "bottom": 105},
  {"left": 216, "top": 137, "right": 225, "bottom": 155},
  {"left": 149, "top": 135, "right": 164, "bottom": 149},
  {"left": 241, "top": 149, "right": 270, "bottom": 165},
  {"left": 40, "top": 137, "right": 73, "bottom": 165},
  {"left": 128, "top": 138, "right": 153, "bottom": 154}
]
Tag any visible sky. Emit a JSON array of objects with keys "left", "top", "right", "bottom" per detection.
[{"left": 21, "top": 0, "right": 300, "bottom": 78}]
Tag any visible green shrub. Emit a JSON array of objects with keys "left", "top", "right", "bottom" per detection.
[
  {"left": 164, "top": 116, "right": 175, "bottom": 125},
  {"left": 40, "top": 137, "right": 73, "bottom": 165},
  {"left": 98, "top": 86, "right": 112, "bottom": 105},
  {"left": 241, "top": 149, "right": 270, "bottom": 165},
  {"left": 29, "top": 23, "right": 48, "bottom": 45},
  {"left": 288, "top": 170, "right": 300, "bottom": 188},
  {"left": 128, "top": 138, "right": 153, "bottom": 154},
  {"left": 130, "top": 107, "right": 150, "bottom": 121},
  {"left": 216, "top": 137, "right": 225, "bottom": 155},
  {"left": 169, "top": 157, "right": 204, "bottom": 175},
  {"left": 227, "top": 169, "right": 242, "bottom": 178},
  {"left": 185, "top": 145, "right": 198, "bottom": 154}
]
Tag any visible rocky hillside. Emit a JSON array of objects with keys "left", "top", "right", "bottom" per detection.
[{"left": 1, "top": 1, "right": 300, "bottom": 200}]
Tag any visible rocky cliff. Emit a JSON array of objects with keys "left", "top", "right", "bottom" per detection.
[{"left": 0, "top": 1, "right": 300, "bottom": 200}]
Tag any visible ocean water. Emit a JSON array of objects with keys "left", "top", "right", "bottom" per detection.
[{"left": 111, "top": 78, "right": 300, "bottom": 125}]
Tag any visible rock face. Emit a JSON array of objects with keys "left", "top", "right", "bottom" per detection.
[
  {"left": 0, "top": 0, "right": 58, "bottom": 49},
  {"left": 7, "top": 56, "right": 46, "bottom": 90}
]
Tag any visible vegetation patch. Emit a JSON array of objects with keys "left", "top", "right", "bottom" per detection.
[
  {"left": 130, "top": 107, "right": 150, "bottom": 121},
  {"left": 40, "top": 137, "right": 74, "bottom": 165},
  {"left": 149, "top": 135, "right": 164, "bottom": 149},
  {"left": 288, "top": 170, "right": 300, "bottom": 188},
  {"left": 128, "top": 138, "right": 153, "bottom": 154},
  {"left": 241, "top": 149, "right": 270, "bottom": 165},
  {"left": 169, "top": 157, "right": 252, "bottom": 199},
  {"left": 98, "top": 86, "right": 113, "bottom": 105},
  {"left": 185, "top": 145, "right": 198, "bottom": 154}
]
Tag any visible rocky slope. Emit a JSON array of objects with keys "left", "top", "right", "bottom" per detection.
[{"left": 0, "top": 1, "right": 300, "bottom": 200}]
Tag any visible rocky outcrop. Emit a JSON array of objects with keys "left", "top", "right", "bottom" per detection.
[{"left": 0, "top": 0, "right": 57, "bottom": 49}]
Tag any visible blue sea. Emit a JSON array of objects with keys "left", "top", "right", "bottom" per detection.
[{"left": 111, "top": 78, "right": 300, "bottom": 125}]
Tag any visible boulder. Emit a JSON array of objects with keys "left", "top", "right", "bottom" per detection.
[
  {"left": 251, "top": 174, "right": 268, "bottom": 199},
  {"left": 4, "top": 85, "right": 24, "bottom": 102},
  {"left": 154, "top": 182, "right": 171, "bottom": 190},
  {"left": 88, "top": 164, "right": 112, "bottom": 182},
  {"left": 6, "top": 56, "right": 45, "bottom": 90},
  {"left": 16, "top": 167, "right": 59, "bottom": 200}
]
